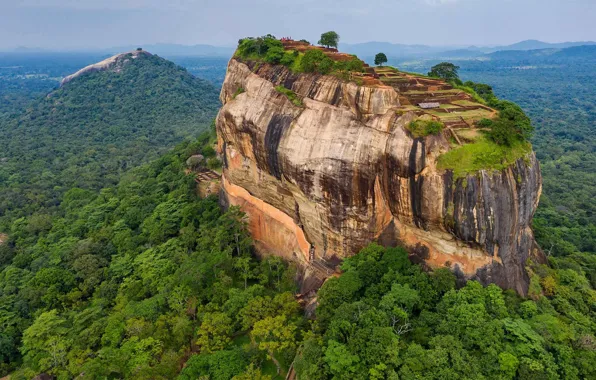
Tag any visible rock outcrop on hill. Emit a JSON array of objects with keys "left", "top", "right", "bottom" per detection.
[
  {"left": 216, "top": 58, "right": 546, "bottom": 295},
  {"left": 60, "top": 50, "right": 150, "bottom": 86}
]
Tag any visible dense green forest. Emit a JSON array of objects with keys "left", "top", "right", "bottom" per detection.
[
  {"left": 4, "top": 129, "right": 593, "bottom": 380},
  {"left": 0, "top": 52, "right": 220, "bottom": 231},
  {"left": 0, "top": 53, "right": 106, "bottom": 118},
  {"left": 0, "top": 49, "right": 594, "bottom": 379},
  {"left": 295, "top": 244, "right": 596, "bottom": 379},
  {"left": 0, "top": 132, "right": 304, "bottom": 378}
]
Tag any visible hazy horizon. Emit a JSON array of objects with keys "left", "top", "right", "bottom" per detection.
[
  {"left": 4, "top": 39, "right": 596, "bottom": 53},
  {"left": 1, "top": 0, "right": 595, "bottom": 50}
]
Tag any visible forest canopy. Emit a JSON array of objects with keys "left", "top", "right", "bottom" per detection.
[
  {"left": 0, "top": 131, "right": 304, "bottom": 378},
  {"left": 295, "top": 244, "right": 596, "bottom": 380}
]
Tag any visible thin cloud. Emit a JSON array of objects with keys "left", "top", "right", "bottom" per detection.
[
  {"left": 2, "top": 0, "right": 595, "bottom": 49},
  {"left": 13, "top": 0, "right": 194, "bottom": 11},
  {"left": 422, "top": 0, "right": 462, "bottom": 5}
]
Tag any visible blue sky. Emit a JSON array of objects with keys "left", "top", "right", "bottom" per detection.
[{"left": 1, "top": 0, "right": 595, "bottom": 49}]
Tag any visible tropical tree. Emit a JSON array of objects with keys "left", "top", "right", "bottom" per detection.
[
  {"left": 196, "top": 312, "right": 233, "bottom": 353},
  {"left": 374, "top": 53, "right": 388, "bottom": 66},
  {"left": 232, "top": 363, "right": 273, "bottom": 380},
  {"left": 234, "top": 256, "right": 253, "bottom": 289},
  {"left": 20, "top": 310, "right": 71, "bottom": 375},
  {"left": 428, "top": 62, "right": 460, "bottom": 81},
  {"left": 251, "top": 315, "right": 298, "bottom": 375},
  {"left": 318, "top": 31, "right": 340, "bottom": 49}
]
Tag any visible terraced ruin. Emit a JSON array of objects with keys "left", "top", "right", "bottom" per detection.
[
  {"left": 278, "top": 40, "right": 497, "bottom": 145},
  {"left": 374, "top": 66, "right": 497, "bottom": 144},
  {"left": 376, "top": 67, "right": 494, "bottom": 114}
]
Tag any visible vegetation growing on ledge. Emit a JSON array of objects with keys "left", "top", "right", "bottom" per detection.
[
  {"left": 435, "top": 95, "right": 534, "bottom": 177},
  {"left": 469, "top": 83, "right": 535, "bottom": 145},
  {"left": 452, "top": 82, "right": 488, "bottom": 104},
  {"left": 428, "top": 62, "right": 460, "bottom": 82},
  {"left": 436, "top": 83, "right": 535, "bottom": 176},
  {"left": 299, "top": 49, "right": 334, "bottom": 74},
  {"left": 438, "top": 136, "right": 532, "bottom": 178},
  {"left": 421, "top": 61, "right": 537, "bottom": 176},
  {"left": 232, "top": 86, "right": 245, "bottom": 99},
  {"left": 407, "top": 119, "right": 444, "bottom": 138},
  {"left": 275, "top": 85, "right": 303, "bottom": 107}
]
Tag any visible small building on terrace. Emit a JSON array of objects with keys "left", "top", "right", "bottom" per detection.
[{"left": 418, "top": 102, "right": 441, "bottom": 109}]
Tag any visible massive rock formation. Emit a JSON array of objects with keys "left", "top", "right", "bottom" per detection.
[{"left": 216, "top": 58, "right": 546, "bottom": 295}]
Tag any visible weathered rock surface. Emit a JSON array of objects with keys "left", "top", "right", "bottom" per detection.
[
  {"left": 217, "top": 58, "right": 546, "bottom": 295},
  {"left": 60, "top": 50, "right": 150, "bottom": 86}
]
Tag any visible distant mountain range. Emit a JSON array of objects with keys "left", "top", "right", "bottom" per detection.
[
  {"left": 102, "top": 43, "right": 236, "bottom": 57},
  {"left": 2, "top": 44, "right": 236, "bottom": 57},
  {"left": 340, "top": 39, "right": 596, "bottom": 59},
  {"left": 486, "top": 45, "right": 596, "bottom": 61},
  {"left": 3, "top": 39, "right": 595, "bottom": 59},
  {"left": 501, "top": 39, "right": 596, "bottom": 51}
]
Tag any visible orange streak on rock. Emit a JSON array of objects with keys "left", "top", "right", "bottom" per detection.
[
  {"left": 394, "top": 218, "right": 498, "bottom": 274},
  {"left": 222, "top": 174, "right": 310, "bottom": 262},
  {"left": 373, "top": 175, "right": 394, "bottom": 234}
]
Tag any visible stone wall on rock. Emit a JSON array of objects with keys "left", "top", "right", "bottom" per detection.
[{"left": 216, "top": 57, "right": 546, "bottom": 295}]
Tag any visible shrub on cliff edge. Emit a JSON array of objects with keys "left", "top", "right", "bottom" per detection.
[
  {"left": 237, "top": 35, "right": 283, "bottom": 59},
  {"left": 407, "top": 120, "right": 444, "bottom": 138},
  {"left": 299, "top": 50, "right": 335, "bottom": 75}
]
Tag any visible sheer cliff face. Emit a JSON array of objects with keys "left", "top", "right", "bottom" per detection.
[{"left": 217, "top": 58, "right": 546, "bottom": 295}]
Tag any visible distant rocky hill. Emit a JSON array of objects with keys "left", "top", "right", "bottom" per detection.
[
  {"left": 0, "top": 50, "right": 220, "bottom": 226},
  {"left": 60, "top": 49, "right": 149, "bottom": 86},
  {"left": 103, "top": 43, "right": 236, "bottom": 57}
]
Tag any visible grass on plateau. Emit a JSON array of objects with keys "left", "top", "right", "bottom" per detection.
[{"left": 437, "top": 136, "right": 531, "bottom": 178}]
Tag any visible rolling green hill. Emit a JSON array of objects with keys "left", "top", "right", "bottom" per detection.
[{"left": 0, "top": 51, "right": 220, "bottom": 229}]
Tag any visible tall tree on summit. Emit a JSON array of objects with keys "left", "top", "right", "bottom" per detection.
[
  {"left": 318, "top": 31, "right": 340, "bottom": 49},
  {"left": 374, "top": 52, "right": 388, "bottom": 66}
]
